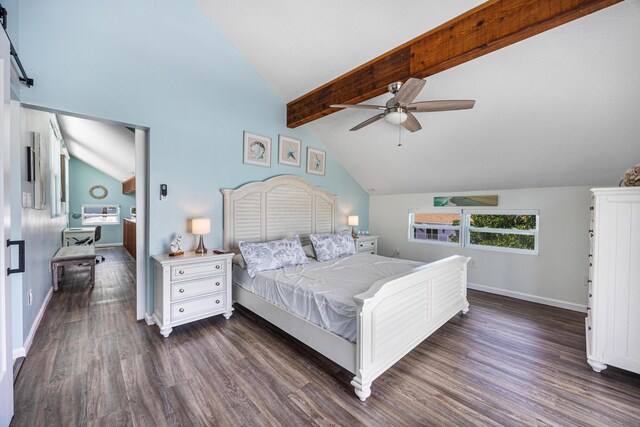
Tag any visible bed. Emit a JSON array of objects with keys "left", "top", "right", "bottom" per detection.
[{"left": 221, "top": 175, "right": 469, "bottom": 401}]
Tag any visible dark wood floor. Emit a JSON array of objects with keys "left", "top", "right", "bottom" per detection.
[{"left": 11, "top": 246, "right": 640, "bottom": 426}]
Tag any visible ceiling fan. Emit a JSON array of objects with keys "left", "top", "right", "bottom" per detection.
[{"left": 331, "top": 77, "right": 475, "bottom": 132}]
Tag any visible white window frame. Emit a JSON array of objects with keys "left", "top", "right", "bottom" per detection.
[
  {"left": 408, "top": 208, "right": 462, "bottom": 247},
  {"left": 464, "top": 209, "right": 539, "bottom": 255},
  {"left": 407, "top": 208, "right": 539, "bottom": 255},
  {"left": 81, "top": 204, "right": 121, "bottom": 225}
]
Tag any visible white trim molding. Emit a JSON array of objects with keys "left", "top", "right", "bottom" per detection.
[
  {"left": 13, "top": 287, "right": 53, "bottom": 362},
  {"left": 467, "top": 282, "right": 586, "bottom": 313},
  {"left": 144, "top": 312, "right": 155, "bottom": 325}
]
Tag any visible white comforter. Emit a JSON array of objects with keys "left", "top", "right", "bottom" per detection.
[{"left": 232, "top": 253, "right": 423, "bottom": 342}]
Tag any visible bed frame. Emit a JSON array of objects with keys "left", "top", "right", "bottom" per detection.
[{"left": 221, "top": 175, "right": 469, "bottom": 401}]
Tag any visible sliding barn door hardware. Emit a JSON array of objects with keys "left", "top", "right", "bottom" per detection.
[{"left": 0, "top": 4, "right": 34, "bottom": 87}]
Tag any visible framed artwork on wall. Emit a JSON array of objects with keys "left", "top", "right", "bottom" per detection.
[
  {"left": 278, "top": 135, "right": 301, "bottom": 167},
  {"left": 243, "top": 131, "right": 271, "bottom": 167},
  {"left": 306, "top": 147, "right": 326, "bottom": 176}
]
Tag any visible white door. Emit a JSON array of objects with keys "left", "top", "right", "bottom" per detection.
[{"left": 0, "top": 30, "right": 14, "bottom": 426}]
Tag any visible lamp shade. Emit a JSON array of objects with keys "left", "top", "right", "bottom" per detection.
[
  {"left": 347, "top": 215, "right": 359, "bottom": 227},
  {"left": 191, "top": 218, "right": 211, "bottom": 235}
]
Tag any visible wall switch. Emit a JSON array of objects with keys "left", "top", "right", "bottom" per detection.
[{"left": 28, "top": 289, "right": 33, "bottom": 306}]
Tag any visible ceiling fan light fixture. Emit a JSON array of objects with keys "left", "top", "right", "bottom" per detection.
[{"left": 384, "top": 108, "right": 407, "bottom": 125}]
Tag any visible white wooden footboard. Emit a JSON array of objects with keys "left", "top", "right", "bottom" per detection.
[{"left": 351, "top": 255, "right": 469, "bottom": 401}]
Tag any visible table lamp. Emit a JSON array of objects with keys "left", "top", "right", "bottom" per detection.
[
  {"left": 347, "top": 215, "right": 359, "bottom": 238},
  {"left": 191, "top": 218, "right": 211, "bottom": 254}
]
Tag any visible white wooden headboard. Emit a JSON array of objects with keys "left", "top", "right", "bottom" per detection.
[{"left": 221, "top": 175, "right": 338, "bottom": 251}]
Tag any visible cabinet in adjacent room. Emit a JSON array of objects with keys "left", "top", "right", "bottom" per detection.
[
  {"left": 123, "top": 218, "right": 136, "bottom": 259},
  {"left": 122, "top": 176, "right": 135, "bottom": 194},
  {"left": 586, "top": 187, "right": 640, "bottom": 375}
]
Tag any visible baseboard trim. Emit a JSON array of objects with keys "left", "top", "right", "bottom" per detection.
[
  {"left": 12, "top": 348, "right": 26, "bottom": 360},
  {"left": 467, "top": 282, "right": 587, "bottom": 313},
  {"left": 144, "top": 312, "right": 155, "bottom": 325},
  {"left": 96, "top": 242, "right": 123, "bottom": 248},
  {"left": 13, "top": 287, "right": 53, "bottom": 362}
]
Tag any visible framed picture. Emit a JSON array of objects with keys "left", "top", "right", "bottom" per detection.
[
  {"left": 306, "top": 147, "right": 326, "bottom": 176},
  {"left": 278, "top": 135, "right": 301, "bottom": 167},
  {"left": 434, "top": 195, "right": 498, "bottom": 207},
  {"left": 243, "top": 131, "right": 271, "bottom": 167}
]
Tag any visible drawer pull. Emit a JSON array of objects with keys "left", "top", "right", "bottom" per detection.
[
  {"left": 215, "top": 265, "right": 221, "bottom": 270},
  {"left": 589, "top": 293, "right": 592, "bottom": 298},
  {"left": 215, "top": 282, "right": 220, "bottom": 286},
  {"left": 588, "top": 280, "right": 592, "bottom": 284},
  {"left": 179, "top": 308, "right": 185, "bottom": 313},
  {"left": 179, "top": 270, "right": 184, "bottom": 275},
  {"left": 179, "top": 288, "right": 185, "bottom": 293},
  {"left": 588, "top": 326, "right": 592, "bottom": 331},
  {"left": 587, "top": 307, "right": 591, "bottom": 310},
  {"left": 215, "top": 299, "right": 220, "bottom": 304}
]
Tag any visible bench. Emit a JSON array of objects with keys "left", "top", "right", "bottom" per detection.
[{"left": 51, "top": 246, "right": 96, "bottom": 291}]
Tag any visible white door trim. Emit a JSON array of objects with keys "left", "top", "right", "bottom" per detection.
[{"left": 134, "top": 129, "right": 147, "bottom": 320}]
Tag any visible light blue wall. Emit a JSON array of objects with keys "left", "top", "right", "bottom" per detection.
[
  {"left": 14, "top": 0, "right": 369, "bottom": 314},
  {"left": 68, "top": 157, "right": 135, "bottom": 245}
]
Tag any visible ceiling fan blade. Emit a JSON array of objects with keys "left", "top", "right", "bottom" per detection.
[
  {"left": 349, "top": 113, "right": 385, "bottom": 131},
  {"left": 331, "top": 104, "right": 385, "bottom": 110},
  {"left": 408, "top": 100, "right": 475, "bottom": 112},
  {"left": 391, "top": 78, "right": 426, "bottom": 106},
  {"left": 402, "top": 112, "right": 422, "bottom": 133}
]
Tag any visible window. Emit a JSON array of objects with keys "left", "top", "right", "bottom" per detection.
[
  {"left": 409, "top": 211, "right": 461, "bottom": 245},
  {"left": 82, "top": 205, "right": 120, "bottom": 225},
  {"left": 465, "top": 210, "right": 538, "bottom": 254},
  {"left": 408, "top": 209, "right": 539, "bottom": 254}
]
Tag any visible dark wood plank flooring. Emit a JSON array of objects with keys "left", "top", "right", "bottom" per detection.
[{"left": 11, "top": 246, "right": 640, "bottom": 426}]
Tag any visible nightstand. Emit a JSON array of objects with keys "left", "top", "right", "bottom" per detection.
[
  {"left": 354, "top": 235, "right": 378, "bottom": 255},
  {"left": 150, "top": 251, "right": 233, "bottom": 337}
]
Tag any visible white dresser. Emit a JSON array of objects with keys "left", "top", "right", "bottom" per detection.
[
  {"left": 586, "top": 187, "right": 640, "bottom": 374},
  {"left": 151, "top": 251, "right": 233, "bottom": 337},
  {"left": 355, "top": 235, "right": 378, "bottom": 254}
]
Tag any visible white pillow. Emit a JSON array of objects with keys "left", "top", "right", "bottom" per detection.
[
  {"left": 309, "top": 230, "right": 355, "bottom": 262},
  {"left": 238, "top": 235, "right": 308, "bottom": 278}
]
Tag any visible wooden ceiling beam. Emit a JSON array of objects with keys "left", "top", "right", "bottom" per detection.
[{"left": 286, "top": 0, "right": 623, "bottom": 128}]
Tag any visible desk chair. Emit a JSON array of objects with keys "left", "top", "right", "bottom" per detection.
[{"left": 74, "top": 225, "right": 106, "bottom": 263}]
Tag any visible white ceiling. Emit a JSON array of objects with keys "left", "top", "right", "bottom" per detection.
[
  {"left": 57, "top": 114, "right": 135, "bottom": 182},
  {"left": 198, "top": 0, "right": 640, "bottom": 194}
]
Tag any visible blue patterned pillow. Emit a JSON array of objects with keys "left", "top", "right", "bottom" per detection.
[
  {"left": 238, "top": 235, "right": 308, "bottom": 278},
  {"left": 309, "top": 230, "right": 356, "bottom": 262}
]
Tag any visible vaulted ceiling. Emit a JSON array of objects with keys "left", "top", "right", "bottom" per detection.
[
  {"left": 197, "top": 0, "right": 640, "bottom": 194},
  {"left": 57, "top": 114, "right": 135, "bottom": 182}
]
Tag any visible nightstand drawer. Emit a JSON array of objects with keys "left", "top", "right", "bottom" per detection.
[
  {"left": 358, "top": 240, "right": 375, "bottom": 251},
  {"left": 171, "top": 260, "right": 225, "bottom": 280},
  {"left": 171, "top": 294, "right": 226, "bottom": 322},
  {"left": 171, "top": 276, "right": 226, "bottom": 301}
]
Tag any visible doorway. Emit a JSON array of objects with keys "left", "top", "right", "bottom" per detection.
[{"left": 18, "top": 105, "right": 148, "bottom": 322}]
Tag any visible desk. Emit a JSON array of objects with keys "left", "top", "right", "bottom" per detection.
[{"left": 63, "top": 227, "right": 95, "bottom": 246}]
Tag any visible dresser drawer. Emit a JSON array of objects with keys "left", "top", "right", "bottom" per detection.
[
  {"left": 357, "top": 240, "right": 375, "bottom": 251},
  {"left": 171, "top": 294, "right": 226, "bottom": 322},
  {"left": 171, "top": 276, "right": 226, "bottom": 301},
  {"left": 171, "top": 260, "right": 225, "bottom": 280}
]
